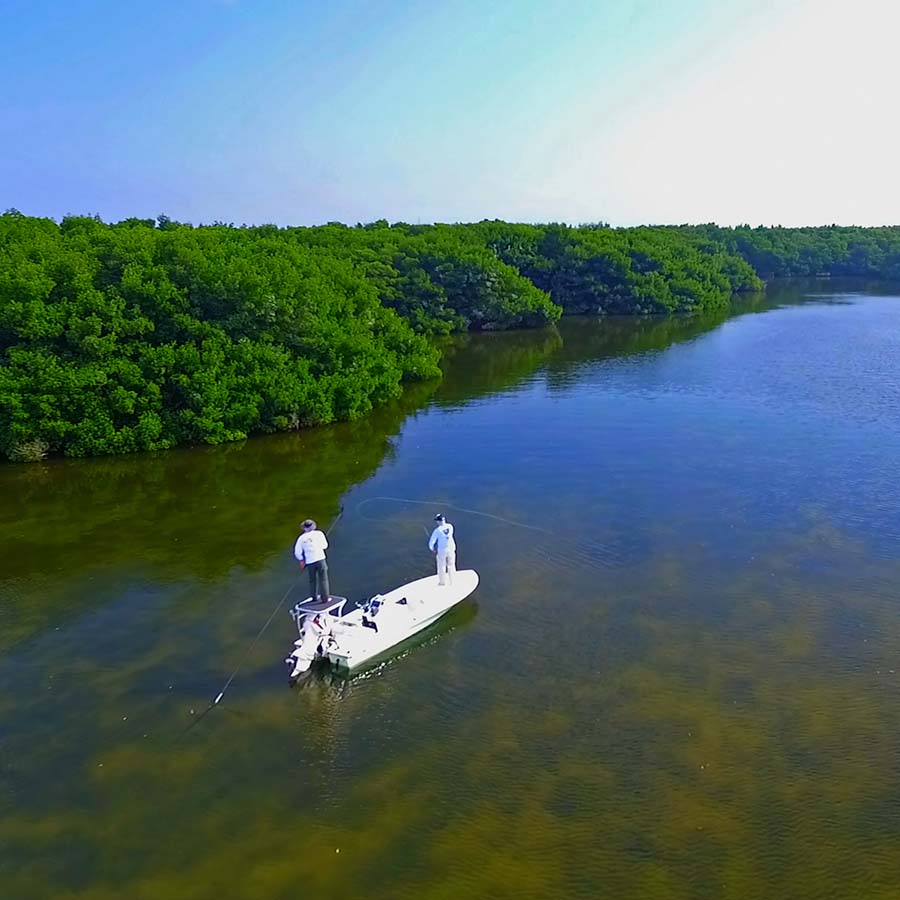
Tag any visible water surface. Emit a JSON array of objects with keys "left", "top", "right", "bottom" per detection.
[{"left": 3, "top": 282, "right": 900, "bottom": 899}]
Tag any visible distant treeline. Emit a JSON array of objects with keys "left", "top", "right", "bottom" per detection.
[
  {"left": 2, "top": 211, "right": 898, "bottom": 461},
  {"left": 675, "top": 224, "right": 900, "bottom": 280}
]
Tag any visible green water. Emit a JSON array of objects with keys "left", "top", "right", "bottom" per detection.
[{"left": 4, "top": 282, "right": 900, "bottom": 899}]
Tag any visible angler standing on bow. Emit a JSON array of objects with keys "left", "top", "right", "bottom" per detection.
[{"left": 428, "top": 513, "right": 456, "bottom": 586}]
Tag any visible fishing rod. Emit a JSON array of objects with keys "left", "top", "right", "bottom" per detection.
[
  {"left": 180, "top": 504, "right": 344, "bottom": 736},
  {"left": 356, "top": 495, "right": 622, "bottom": 573},
  {"left": 356, "top": 496, "right": 553, "bottom": 535}
]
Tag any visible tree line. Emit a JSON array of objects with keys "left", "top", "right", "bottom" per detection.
[
  {"left": 2, "top": 211, "right": 898, "bottom": 461},
  {"left": 674, "top": 223, "right": 900, "bottom": 279}
]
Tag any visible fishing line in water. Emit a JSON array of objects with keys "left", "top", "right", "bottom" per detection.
[
  {"left": 355, "top": 496, "right": 624, "bottom": 573},
  {"left": 178, "top": 505, "right": 345, "bottom": 738},
  {"left": 357, "top": 496, "right": 554, "bottom": 535}
]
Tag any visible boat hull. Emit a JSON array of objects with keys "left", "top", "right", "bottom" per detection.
[{"left": 326, "top": 570, "right": 479, "bottom": 670}]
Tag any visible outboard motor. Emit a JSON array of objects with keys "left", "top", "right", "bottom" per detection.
[{"left": 285, "top": 612, "right": 331, "bottom": 680}]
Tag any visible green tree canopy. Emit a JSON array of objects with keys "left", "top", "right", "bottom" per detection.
[{"left": 5, "top": 212, "right": 894, "bottom": 461}]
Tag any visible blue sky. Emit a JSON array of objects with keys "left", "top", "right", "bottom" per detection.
[{"left": 2, "top": 0, "right": 897, "bottom": 226}]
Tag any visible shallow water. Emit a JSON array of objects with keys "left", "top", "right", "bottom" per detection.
[{"left": 3, "top": 282, "right": 900, "bottom": 899}]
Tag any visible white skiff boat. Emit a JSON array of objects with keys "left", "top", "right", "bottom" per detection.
[{"left": 285, "top": 570, "right": 479, "bottom": 678}]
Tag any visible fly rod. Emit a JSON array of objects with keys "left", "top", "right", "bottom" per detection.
[{"left": 181, "top": 505, "right": 344, "bottom": 735}]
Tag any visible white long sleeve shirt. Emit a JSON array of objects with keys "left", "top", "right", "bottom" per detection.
[
  {"left": 428, "top": 522, "right": 456, "bottom": 553},
  {"left": 294, "top": 530, "right": 328, "bottom": 564}
]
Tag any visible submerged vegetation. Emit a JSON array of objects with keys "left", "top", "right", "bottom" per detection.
[{"left": 2, "top": 211, "right": 899, "bottom": 461}]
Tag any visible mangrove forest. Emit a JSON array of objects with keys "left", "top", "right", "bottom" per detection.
[{"left": 2, "top": 211, "right": 899, "bottom": 461}]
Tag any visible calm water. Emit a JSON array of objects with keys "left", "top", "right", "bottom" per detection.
[{"left": 3, "top": 282, "right": 900, "bottom": 899}]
